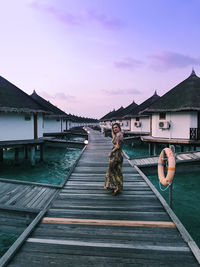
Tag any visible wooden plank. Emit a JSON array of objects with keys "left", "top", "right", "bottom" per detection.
[
  {"left": 42, "top": 217, "right": 176, "bottom": 228},
  {"left": 133, "top": 164, "right": 200, "bottom": 264},
  {"left": 26, "top": 237, "right": 189, "bottom": 252}
]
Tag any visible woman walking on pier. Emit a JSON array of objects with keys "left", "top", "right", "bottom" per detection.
[{"left": 104, "top": 123, "right": 124, "bottom": 196}]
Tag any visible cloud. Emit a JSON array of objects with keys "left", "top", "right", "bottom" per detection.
[
  {"left": 149, "top": 51, "right": 200, "bottom": 70},
  {"left": 40, "top": 91, "right": 77, "bottom": 102},
  {"left": 114, "top": 57, "right": 143, "bottom": 70},
  {"left": 87, "top": 10, "right": 124, "bottom": 30},
  {"left": 102, "top": 88, "right": 141, "bottom": 95},
  {"left": 30, "top": 2, "right": 124, "bottom": 30},
  {"left": 30, "top": 2, "right": 82, "bottom": 26}
]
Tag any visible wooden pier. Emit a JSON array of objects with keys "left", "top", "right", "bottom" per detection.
[
  {"left": 129, "top": 151, "right": 200, "bottom": 168},
  {"left": 0, "top": 129, "right": 200, "bottom": 266}
]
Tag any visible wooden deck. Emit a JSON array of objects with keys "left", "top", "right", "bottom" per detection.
[
  {"left": 130, "top": 151, "right": 200, "bottom": 167},
  {"left": 1, "top": 129, "right": 200, "bottom": 266}
]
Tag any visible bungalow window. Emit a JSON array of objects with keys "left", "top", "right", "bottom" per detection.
[
  {"left": 136, "top": 117, "right": 140, "bottom": 121},
  {"left": 126, "top": 121, "right": 129, "bottom": 126},
  {"left": 159, "top": 113, "right": 166, "bottom": 120}
]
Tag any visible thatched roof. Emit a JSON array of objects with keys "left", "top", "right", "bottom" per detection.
[
  {"left": 30, "top": 90, "right": 67, "bottom": 118},
  {"left": 143, "top": 70, "right": 200, "bottom": 113},
  {"left": 110, "top": 106, "right": 124, "bottom": 120},
  {"left": 100, "top": 109, "right": 116, "bottom": 121},
  {"left": 124, "top": 91, "right": 160, "bottom": 118},
  {"left": 0, "top": 76, "right": 47, "bottom": 114},
  {"left": 117, "top": 100, "right": 138, "bottom": 119}
]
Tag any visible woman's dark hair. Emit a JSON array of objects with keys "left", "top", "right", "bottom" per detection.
[{"left": 112, "top": 123, "right": 121, "bottom": 131}]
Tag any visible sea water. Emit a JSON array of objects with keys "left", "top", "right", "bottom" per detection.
[
  {"left": 0, "top": 147, "right": 82, "bottom": 185},
  {"left": 124, "top": 144, "right": 200, "bottom": 249},
  {"left": 0, "top": 146, "right": 82, "bottom": 257}
]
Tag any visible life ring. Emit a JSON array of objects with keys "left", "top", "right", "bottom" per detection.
[{"left": 158, "top": 148, "right": 175, "bottom": 186}]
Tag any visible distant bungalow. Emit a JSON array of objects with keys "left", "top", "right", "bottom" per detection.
[
  {"left": 142, "top": 70, "right": 200, "bottom": 147},
  {"left": 124, "top": 92, "right": 160, "bottom": 134},
  {"left": 30, "top": 90, "right": 69, "bottom": 133},
  {"left": 0, "top": 76, "right": 47, "bottom": 141},
  {"left": 99, "top": 102, "right": 139, "bottom": 132}
]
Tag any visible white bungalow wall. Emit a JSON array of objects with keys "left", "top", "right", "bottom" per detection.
[
  {"left": 130, "top": 117, "right": 150, "bottom": 133},
  {"left": 121, "top": 119, "right": 131, "bottom": 131},
  {"left": 44, "top": 118, "right": 62, "bottom": 133},
  {"left": 152, "top": 112, "right": 197, "bottom": 139},
  {"left": 37, "top": 114, "right": 44, "bottom": 138},
  {"left": 0, "top": 113, "right": 44, "bottom": 141}
]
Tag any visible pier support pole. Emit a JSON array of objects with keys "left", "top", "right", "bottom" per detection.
[
  {"left": 14, "top": 148, "right": 19, "bottom": 165},
  {"left": 31, "top": 146, "right": 36, "bottom": 166},
  {"left": 169, "top": 183, "right": 173, "bottom": 209},
  {"left": 40, "top": 144, "right": 44, "bottom": 162},
  {"left": 24, "top": 146, "right": 28, "bottom": 159},
  {"left": 0, "top": 149, "right": 3, "bottom": 162},
  {"left": 180, "top": 145, "right": 184, "bottom": 152},
  {"left": 149, "top": 143, "right": 153, "bottom": 156},
  {"left": 153, "top": 143, "right": 157, "bottom": 156}
]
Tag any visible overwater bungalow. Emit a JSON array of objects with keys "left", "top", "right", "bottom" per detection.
[
  {"left": 99, "top": 109, "right": 117, "bottom": 131},
  {"left": 99, "top": 102, "right": 139, "bottom": 133},
  {"left": 124, "top": 91, "right": 160, "bottom": 134},
  {"left": 0, "top": 76, "right": 48, "bottom": 142},
  {"left": 30, "top": 90, "right": 69, "bottom": 133},
  {"left": 113, "top": 101, "right": 138, "bottom": 131},
  {"left": 141, "top": 70, "right": 200, "bottom": 151}
]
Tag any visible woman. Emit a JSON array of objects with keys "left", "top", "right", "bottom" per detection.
[{"left": 104, "top": 123, "right": 124, "bottom": 196}]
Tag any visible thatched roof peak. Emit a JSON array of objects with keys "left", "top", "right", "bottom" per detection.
[
  {"left": 0, "top": 76, "right": 47, "bottom": 114},
  {"left": 143, "top": 70, "right": 200, "bottom": 113}
]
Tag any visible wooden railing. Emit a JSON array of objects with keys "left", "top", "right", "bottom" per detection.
[{"left": 190, "top": 128, "right": 200, "bottom": 140}]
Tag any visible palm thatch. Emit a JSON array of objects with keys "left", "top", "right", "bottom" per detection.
[
  {"left": 143, "top": 70, "right": 200, "bottom": 113},
  {"left": 0, "top": 76, "right": 47, "bottom": 114},
  {"left": 124, "top": 92, "right": 160, "bottom": 117},
  {"left": 30, "top": 90, "right": 67, "bottom": 118}
]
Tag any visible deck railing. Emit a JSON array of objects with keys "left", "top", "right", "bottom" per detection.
[{"left": 190, "top": 128, "right": 200, "bottom": 140}]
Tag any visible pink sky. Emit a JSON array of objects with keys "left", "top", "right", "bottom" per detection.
[{"left": 1, "top": 0, "right": 200, "bottom": 118}]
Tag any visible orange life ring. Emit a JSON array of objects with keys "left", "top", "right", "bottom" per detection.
[{"left": 158, "top": 148, "right": 175, "bottom": 186}]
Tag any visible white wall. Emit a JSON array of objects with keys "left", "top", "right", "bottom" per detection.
[
  {"left": 121, "top": 119, "right": 131, "bottom": 131},
  {"left": 44, "top": 117, "right": 61, "bottom": 133},
  {"left": 152, "top": 112, "right": 198, "bottom": 139},
  {"left": 130, "top": 116, "right": 150, "bottom": 133},
  {"left": 0, "top": 113, "right": 34, "bottom": 141},
  {"left": 37, "top": 114, "right": 44, "bottom": 138}
]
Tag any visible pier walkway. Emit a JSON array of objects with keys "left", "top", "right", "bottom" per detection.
[
  {"left": 130, "top": 151, "right": 200, "bottom": 167},
  {"left": 1, "top": 129, "right": 200, "bottom": 266}
]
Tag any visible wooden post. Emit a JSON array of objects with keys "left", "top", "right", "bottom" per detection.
[
  {"left": 24, "top": 146, "right": 28, "bottom": 159},
  {"left": 40, "top": 144, "right": 44, "bottom": 161},
  {"left": 14, "top": 148, "right": 19, "bottom": 165},
  {"left": 149, "top": 143, "right": 153, "bottom": 156},
  {"left": 180, "top": 145, "right": 184, "bottom": 152},
  {"left": 153, "top": 143, "right": 157, "bottom": 156},
  {"left": 0, "top": 148, "right": 3, "bottom": 162},
  {"left": 31, "top": 146, "right": 36, "bottom": 166}
]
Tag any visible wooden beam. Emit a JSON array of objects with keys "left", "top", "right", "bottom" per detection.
[{"left": 42, "top": 217, "right": 176, "bottom": 228}]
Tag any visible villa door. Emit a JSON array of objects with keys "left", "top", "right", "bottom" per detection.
[{"left": 34, "top": 114, "right": 38, "bottom": 139}]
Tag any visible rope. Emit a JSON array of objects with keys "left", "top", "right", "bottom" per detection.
[{"left": 159, "top": 181, "right": 172, "bottom": 191}]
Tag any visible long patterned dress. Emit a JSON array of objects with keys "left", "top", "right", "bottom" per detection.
[{"left": 104, "top": 135, "right": 123, "bottom": 192}]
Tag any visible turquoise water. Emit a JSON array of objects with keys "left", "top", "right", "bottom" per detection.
[
  {"left": 0, "top": 147, "right": 82, "bottom": 185},
  {"left": 124, "top": 144, "right": 200, "bottom": 249},
  {"left": 0, "top": 232, "right": 19, "bottom": 258},
  {"left": 147, "top": 171, "right": 200, "bottom": 248},
  {"left": 0, "top": 146, "right": 82, "bottom": 257}
]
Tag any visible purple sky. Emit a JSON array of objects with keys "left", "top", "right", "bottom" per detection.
[{"left": 1, "top": 0, "right": 200, "bottom": 118}]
